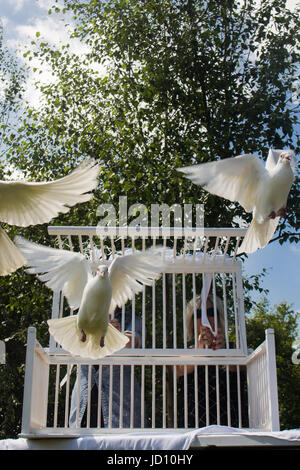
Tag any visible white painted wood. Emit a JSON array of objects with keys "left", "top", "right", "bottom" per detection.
[
  {"left": 48, "top": 226, "right": 248, "bottom": 239},
  {"left": 265, "top": 329, "right": 280, "bottom": 431},
  {"left": 46, "top": 348, "right": 248, "bottom": 359},
  {"left": 20, "top": 226, "right": 280, "bottom": 438},
  {"left": 21, "top": 327, "right": 49, "bottom": 434},
  {"left": 246, "top": 331, "right": 280, "bottom": 431},
  {"left": 21, "top": 327, "right": 37, "bottom": 436}
]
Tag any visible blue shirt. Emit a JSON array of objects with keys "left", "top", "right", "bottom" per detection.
[{"left": 69, "top": 311, "right": 143, "bottom": 428}]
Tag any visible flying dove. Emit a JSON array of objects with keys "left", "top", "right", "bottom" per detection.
[
  {"left": 15, "top": 236, "right": 162, "bottom": 359},
  {"left": 177, "top": 149, "right": 296, "bottom": 253},
  {"left": 0, "top": 159, "right": 99, "bottom": 275}
]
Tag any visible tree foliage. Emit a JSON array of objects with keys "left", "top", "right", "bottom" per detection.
[
  {"left": 0, "top": 23, "right": 26, "bottom": 176},
  {"left": 5, "top": 0, "right": 300, "bottom": 234}
]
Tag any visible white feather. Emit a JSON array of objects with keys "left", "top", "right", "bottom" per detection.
[
  {"left": 0, "top": 228, "right": 26, "bottom": 276},
  {"left": 0, "top": 159, "right": 99, "bottom": 227},
  {"left": 238, "top": 217, "right": 279, "bottom": 253},
  {"left": 108, "top": 251, "right": 162, "bottom": 314},
  {"left": 0, "top": 159, "right": 99, "bottom": 276},
  {"left": 14, "top": 236, "right": 91, "bottom": 309},
  {"left": 178, "top": 154, "right": 267, "bottom": 213},
  {"left": 47, "top": 318, "right": 129, "bottom": 359}
]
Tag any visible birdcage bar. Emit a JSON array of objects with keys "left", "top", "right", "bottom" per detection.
[
  {"left": 182, "top": 274, "right": 187, "bottom": 349},
  {"left": 87, "top": 365, "right": 93, "bottom": 428},
  {"left": 173, "top": 365, "right": 177, "bottom": 428},
  {"left": 192, "top": 273, "right": 197, "bottom": 348},
  {"left": 142, "top": 286, "right": 146, "bottom": 348},
  {"left": 162, "top": 364, "right": 166, "bottom": 428},
  {"left": 75, "top": 364, "right": 81, "bottom": 428},
  {"left": 172, "top": 273, "right": 177, "bottom": 349},
  {"left": 152, "top": 365, "right": 155, "bottom": 428},
  {"left": 64, "top": 364, "right": 71, "bottom": 428},
  {"left": 182, "top": 365, "right": 187, "bottom": 427},
  {"left": 130, "top": 364, "right": 135, "bottom": 428},
  {"left": 162, "top": 273, "right": 167, "bottom": 349},
  {"left": 216, "top": 365, "right": 220, "bottom": 423},
  {"left": 53, "top": 364, "right": 60, "bottom": 427},
  {"left": 97, "top": 364, "right": 103, "bottom": 428},
  {"left": 131, "top": 296, "right": 136, "bottom": 352},
  {"left": 222, "top": 273, "right": 230, "bottom": 349},
  {"left": 226, "top": 365, "right": 231, "bottom": 427},
  {"left": 194, "top": 366, "right": 199, "bottom": 428},
  {"left": 141, "top": 364, "right": 145, "bottom": 426},
  {"left": 108, "top": 364, "right": 113, "bottom": 428},
  {"left": 152, "top": 282, "right": 156, "bottom": 349}
]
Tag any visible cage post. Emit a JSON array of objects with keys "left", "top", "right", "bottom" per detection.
[
  {"left": 265, "top": 328, "right": 280, "bottom": 431},
  {"left": 21, "top": 327, "right": 50, "bottom": 434},
  {"left": 21, "top": 327, "right": 37, "bottom": 436}
]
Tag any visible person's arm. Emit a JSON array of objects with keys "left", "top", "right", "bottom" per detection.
[
  {"left": 176, "top": 362, "right": 195, "bottom": 378},
  {"left": 211, "top": 328, "right": 225, "bottom": 350},
  {"left": 123, "top": 332, "right": 139, "bottom": 348},
  {"left": 176, "top": 327, "right": 213, "bottom": 378},
  {"left": 176, "top": 327, "right": 225, "bottom": 378}
]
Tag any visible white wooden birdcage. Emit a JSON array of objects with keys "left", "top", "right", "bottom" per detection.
[{"left": 20, "top": 226, "right": 280, "bottom": 438}]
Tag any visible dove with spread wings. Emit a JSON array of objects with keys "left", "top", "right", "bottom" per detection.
[
  {"left": 177, "top": 149, "right": 297, "bottom": 254},
  {"left": 0, "top": 159, "right": 99, "bottom": 276},
  {"left": 15, "top": 236, "right": 162, "bottom": 359}
]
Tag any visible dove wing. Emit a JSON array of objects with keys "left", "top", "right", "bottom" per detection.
[
  {"left": 178, "top": 154, "right": 268, "bottom": 213},
  {"left": 108, "top": 251, "right": 162, "bottom": 314},
  {"left": 0, "top": 159, "right": 99, "bottom": 227},
  {"left": 14, "top": 236, "right": 92, "bottom": 310},
  {"left": 0, "top": 228, "right": 26, "bottom": 276}
]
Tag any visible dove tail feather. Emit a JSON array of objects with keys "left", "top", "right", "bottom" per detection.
[
  {"left": 103, "top": 324, "right": 130, "bottom": 355},
  {"left": 0, "top": 228, "right": 26, "bottom": 275},
  {"left": 47, "top": 317, "right": 129, "bottom": 359},
  {"left": 238, "top": 217, "right": 279, "bottom": 254}
]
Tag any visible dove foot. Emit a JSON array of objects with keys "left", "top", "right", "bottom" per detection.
[
  {"left": 100, "top": 336, "right": 105, "bottom": 348},
  {"left": 80, "top": 329, "right": 86, "bottom": 342},
  {"left": 277, "top": 207, "right": 286, "bottom": 219},
  {"left": 268, "top": 211, "right": 276, "bottom": 219}
]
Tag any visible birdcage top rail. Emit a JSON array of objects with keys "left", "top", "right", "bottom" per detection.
[{"left": 48, "top": 225, "right": 248, "bottom": 238}]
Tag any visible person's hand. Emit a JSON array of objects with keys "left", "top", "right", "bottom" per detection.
[
  {"left": 198, "top": 326, "right": 214, "bottom": 349},
  {"left": 211, "top": 328, "right": 225, "bottom": 350}
]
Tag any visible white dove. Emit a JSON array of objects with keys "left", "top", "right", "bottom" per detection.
[
  {"left": 177, "top": 149, "right": 296, "bottom": 254},
  {"left": 15, "top": 236, "right": 162, "bottom": 359},
  {"left": 0, "top": 159, "right": 99, "bottom": 276}
]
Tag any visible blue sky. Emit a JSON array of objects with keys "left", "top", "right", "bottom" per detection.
[
  {"left": 1, "top": 0, "right": 299, "bottom": 326},
  {"left": 243, "top": 240, "right": 300, "bottom": 314}
]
